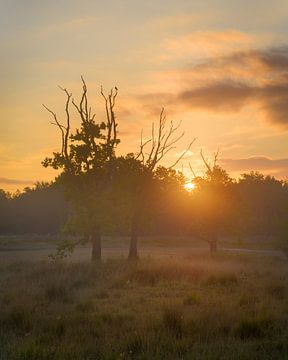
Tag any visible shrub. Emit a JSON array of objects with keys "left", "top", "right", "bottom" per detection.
[
  {"left": 124, "top": 335, "right": 145, "bottom": 357},
  {"left": 132, "top": 269, "right": 157, "bottom": 286},
  {"left": 75, "top": 300, "right": 95, "bottom": 313},
  {"left": 183, "top": 293, "right": 201, "bottom": 306},
  {"left": 235, "top": 317, "right": 274, "bottom": 340},
  {"left": 266, "top": 284, "right": 286, "bottom": 300},
  {"left": 205, "top": 273, "right": 238, "bottom": 286},
  {"left": 45, "top": 283, "right": 70, "bottom": 302},
  {"left": 3, "top": 306, "right": 32, "bottom": 333},
  {"left": 162, "top": 306, "right": 183, "bottom": 339}
]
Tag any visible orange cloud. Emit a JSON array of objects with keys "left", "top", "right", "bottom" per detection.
[
  {"left": 0, "top": 177, "right": 35, "bottom": 186},
  {"left": 140, "top": 45, "right": 288, "bottom": 127},
  {"left": 219, "top": 156, "right": 288, "bottom": 179},
  {"left": 159, "top": 30, "right": 254, "bottom": 62}
]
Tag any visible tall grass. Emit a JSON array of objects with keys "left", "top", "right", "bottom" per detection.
[{"left": 0, "top": 253, "right": 287, "bottom": 359}]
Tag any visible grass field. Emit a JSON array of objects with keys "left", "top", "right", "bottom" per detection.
[{"left": 0, "top": 251, "right": 288, "bottom": 359}]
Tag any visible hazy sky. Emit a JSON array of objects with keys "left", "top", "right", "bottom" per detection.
[{"left": 1, "top": 0, "right": 288, "bottom": 191}]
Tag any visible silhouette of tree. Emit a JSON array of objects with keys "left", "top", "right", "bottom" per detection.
[
  {"left": 112, "top": 157, "right": 186, "bottom": 259},
  {"left": 236, "top": 172, "right": 288, "bottom": 241},
  {"left": 0, "top": 184, "right": 68, "bottom": 235},
  {"left": 191, "top": 151, "right": 237, "bottom": 254},
  {"left": 43, "top": 77, "right": 119, "bottom": 261},
  {"left": 11, "top": 182, "right": 69, "bottom": 234},
  {"left": 0, "top": 189, "right": 12, "bottom": 234},
  {"left": 125, "top": 109, "right": 195, "bottom": 259},
  {"left": 151, "top": 166, "right": 187, "bottom": 236}
]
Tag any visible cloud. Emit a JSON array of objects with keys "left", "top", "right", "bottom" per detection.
[
  {"left": 191, "top": 46, "right": 288, "bottom": 75},
  {"left": 178, "top": 81, "right": 256, "bottom": 112},
  {"left": 0, "top": 177, "right": 35, "bottom": 186},
  {"left": 219, "top": 156, "right": 288, "bottom": 178},
  {"left": 177, "top": 79, "right": 288, "bottom": 126},
  {"left": 141, "top": 45, "right": 288, "bottom": 126},
  {"left": 247, "top": 46, "right": 288, "bottom": 71},
  {"left": 160, "top": 30, "right": 254, "bottom": 61}
]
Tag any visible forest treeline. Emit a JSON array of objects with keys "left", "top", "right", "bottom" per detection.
[
  {"left": 0, "top": 182, "right": 69, "bottom": 235},
  {"left": 1, "top": 169, "right": 287, "bottom": 253}
]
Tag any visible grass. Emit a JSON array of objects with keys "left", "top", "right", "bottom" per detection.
[{"left": 0, "top": 252, "right": 288, "bottom": 359}]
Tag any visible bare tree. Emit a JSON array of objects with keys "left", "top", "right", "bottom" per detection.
[{"left": 128, "top": 109, "right": 195, "bottom": 260}]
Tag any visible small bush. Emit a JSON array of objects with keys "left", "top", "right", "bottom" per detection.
[
  {"left": 266, "top": 284, "right": 286, "bottom": 300},
  {"left": 128, "top": 262, "right": 204, "bottom": 286},
  {"left": 45, "top": 283, "right": 70, "bottom": 302},
  {"left": 3, "top": 306, "right": 32, "bottom": 333},
  {"left": 239, "top": 294, "right": 259, "bottom": 308},
  {"left": 132, "top": 269, "right": 157, "bottom": 286},
  {"left": 124, "top": 335, "right": 145, "bottom": 357},
  {"left": 183, "top": 293, "right": 201, "bottom": 306},
  {"left": 205, "top": 273, "right": 238, "bottom": 286},
  {"left": 75, "top": 300, "right": 95, "bottom": 313},
  {"left": 54, "top": 321, "right": 66, "bottom": 337},
  {"left": 162, "top": 306, "right": 183, "bottom": 339},
  {"left": 235, "top": 317, "right": 274, "bottom": 340},
  {"left": 95, "top": 291, "right": 109, "bottom": 299},
  {"left": 12, "top": 342, "right": 55, "bottom": 360}
]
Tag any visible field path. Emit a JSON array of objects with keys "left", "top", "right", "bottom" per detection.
[{"left": 0, "top": 245, "right": 285, "bottom": 262}]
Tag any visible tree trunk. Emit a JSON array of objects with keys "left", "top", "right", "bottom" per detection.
[
  {"left": 91, "top": 230, "right": 101, "bottom": 262},
  {"left": 209, "top": 236, "right": 218, "bottom": 255},
  {"left": 128, "top": 232, "right": 138, "bottom": 260}
]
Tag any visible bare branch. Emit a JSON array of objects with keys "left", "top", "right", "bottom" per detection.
[
  {"left": 58, "top": 87, "right": 72, "bottom": 162},
  {"left": 50, "top": 122, "right": 66, "bottom": 129},
  {"left": 43, "top": 104, "right": 65, "bottom": 156},
  {"left": 200, "top": 149, "right": 212, "bottom": 173},
  {"left": 189, "top": 163, "right": 197, "bottom": 178},
  {"left": 137, "top": 108, "right": 195, "bottom": 171},
  {"left": 135, "top": 130, "right": 152, "bottom": 162},
  {"left": 169, "top": 138, "right": 196, "bottom": 169},
  {"left": 72, "top": 77, "right": 88, "bottom": 126},
  {"left": 213, "top": 148, "right": 220, "bottom": 167}
]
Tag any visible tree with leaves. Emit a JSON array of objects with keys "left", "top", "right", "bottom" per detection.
[
  {"left": 190, "top": 151, "right": 237, "bottom": 254},
  {"left": 236, "top": 172, "right": 288, "bottom": 241},
  {"left": 43, "top": 77, "right": 119, "bottom": 261},
  {"left": 125, "top": 109, "right": 195, "bottom": 259},
  {"left": 0, "top": 189, "right": 12, "bottom": 234}
]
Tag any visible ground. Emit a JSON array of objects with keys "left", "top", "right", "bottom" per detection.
[{"left": 0, "top": 239, "right": 288, "bottom": 359}]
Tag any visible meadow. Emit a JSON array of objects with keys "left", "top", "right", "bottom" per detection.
[{"left": 0, "top": 248, "right": 288, "bottom": 359}]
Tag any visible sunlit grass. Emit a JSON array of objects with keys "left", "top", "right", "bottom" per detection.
[{"left": 0, "top": 253, "right": 287, "bottom": 359}]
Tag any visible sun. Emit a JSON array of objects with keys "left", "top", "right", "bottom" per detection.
[{"left": 184, "top": 182, "right": 196, "bottom": 192}]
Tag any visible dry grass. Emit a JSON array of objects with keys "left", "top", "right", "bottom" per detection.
[{"left": 0, "top": 252, "right": 287, "bottom": 359}]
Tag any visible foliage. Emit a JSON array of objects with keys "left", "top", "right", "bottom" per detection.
[
  {"left": 1, "top": 167, "right": 288, "bottom": 252},
  {"left": 0, "top": 182, "right": 69, "bottom": 235},
  {"left": 236, "top": 172, "right": 288, "bottom": 240},
  {"left": 42, "top": 79, "right": 122, "bottom": 260},
  {"left": 189, "top": 163, "right": 238, "bottom": 252}
]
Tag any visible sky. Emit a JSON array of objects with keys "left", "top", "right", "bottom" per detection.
[{"left": 1, "top": 0, "right": 288, "bottom": 192}]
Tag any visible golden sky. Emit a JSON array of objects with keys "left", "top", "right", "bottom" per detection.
[{"left": 1, "top": 0, "right": 288, "bottom": 192}]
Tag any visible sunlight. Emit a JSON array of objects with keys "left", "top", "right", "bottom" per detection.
[{"left": 184, "top": 182, "right": 196, "bottom": 192}]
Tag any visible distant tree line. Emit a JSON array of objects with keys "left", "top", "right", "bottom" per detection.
[
  {"left": 0, "top": 182, "right": 69, "bottom": 235},
  {"left": 1, "top": 169, "right": 287, "bottom": 253}
]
